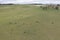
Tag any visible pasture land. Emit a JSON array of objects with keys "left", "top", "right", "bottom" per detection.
[{"left": 0, "top": 5, "right": 60, "bottom": 40}]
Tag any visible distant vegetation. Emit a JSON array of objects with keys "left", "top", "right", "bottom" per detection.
[{"left": 0, "top": 3, "right": 14, "bottom": 5}]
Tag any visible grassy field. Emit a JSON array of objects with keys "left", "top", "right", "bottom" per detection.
[{"left": 0, "top": 5, "right": 60, "bottom": 40}]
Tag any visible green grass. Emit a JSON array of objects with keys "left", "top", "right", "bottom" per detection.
[{"left": 0, "top": 5, "right": 60, "bottom": 40}]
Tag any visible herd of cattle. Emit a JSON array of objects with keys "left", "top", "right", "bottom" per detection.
[{"left": 40, "top": 4, "right": 60, "bottom": 10}]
